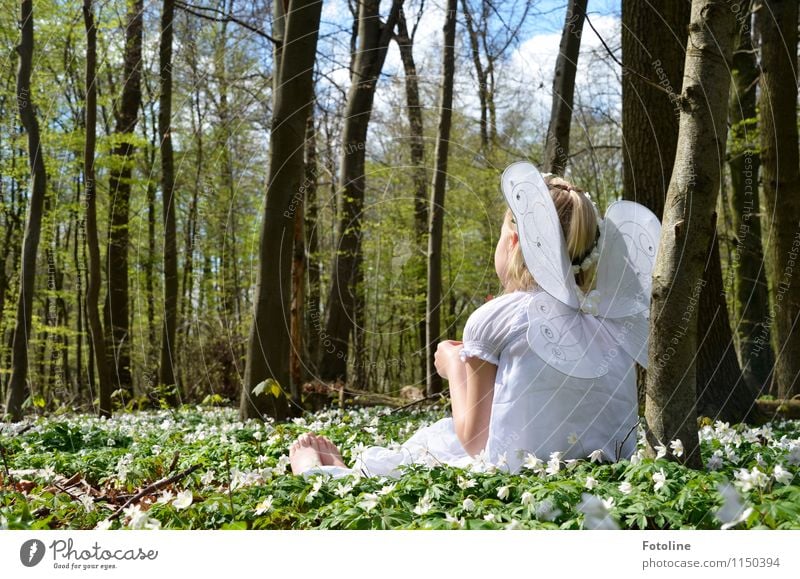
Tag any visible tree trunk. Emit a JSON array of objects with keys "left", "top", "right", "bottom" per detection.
[
  {"left": 5, "top": 0, "right": 49, "bottom": 421},
  {"left": 426, "top": 0, "right": 457, "bottom": 396},
  {"left": 543, "top": 0, "right": 588, "bottom": 175},
  {"left": 621, "top": 0, "right": 690, "bottom": 214},
  {"left": 319, "top": 0, "right": 404, "bottom": 383},
  {"left": 159, "top": 0, "right": 179, "bottom": 402},
  {"left": 461, "top": 0, "right": 489, "bottom": 152},
  {"left": 83, "top": 0, "right": 113, "bottom": 418},
  {"left": 240, "top": 0, "right": 323, "bottom": 420},
  {"left": 645, "top": 0, "right": 736, "bottom": 468},
  {"left": 726, "top": 0, "right": 773, "bottom": 397},
  {"left": 104, "top": 0, "right": 143, "bottom": 396},
  {"left": 303, "top": 113, "right": 321, "bottom": 378},
  {"left": 758, "top": 0, "right": 800, "bottom": 398},
  {"left": 396, "top": 7, "right": 428, "bottom": 384}
]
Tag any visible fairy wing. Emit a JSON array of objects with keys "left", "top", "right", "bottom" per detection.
[
  {"left": 594, "top": 201, "right": 661, "bottom": 320},
  {"left": 501, "top": 162, "right": 580, "bottom": 309},
  {"left": 526, "top": 292, "right": 617, "bottom": 378}
]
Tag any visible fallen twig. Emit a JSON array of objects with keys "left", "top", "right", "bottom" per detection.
[
  {"left": 107, "top": 464, "right": 200, "bottom": 521},
  {"left": 390, "top": 392, "right": 446, "bottom": 414}
]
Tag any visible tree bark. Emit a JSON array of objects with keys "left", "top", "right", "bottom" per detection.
[
  {"left": 726, "top": 0, "right": 773, "bottom": 398},
  {"left": 426, "top": 0, "right": 457, "bottom": 396},
  {"left": 645, "top": 0, "right": 736, "bottom": 468},
  {"left": 83, "top": 0, "right": 113, "bottom": 418},
  {"left": 758, "top": 0, "right": 800, "bottom": 398},
  {"left": 159, "top": 0, "right": 179, "bottom": 402},
  {"left": 543, "top": 0, "right": 588, "bottom": 175},
  {"left": 395, "top": 7, "right": 428, "bottom": 384},
  {"left": 240, "top": 0, "right": 323, "bottom": 420},
  {"left": 104, "top": 0, "right": 143, "bottom": 396},
  {"left": 621, "top": 0, "right": 690, "bottom": 214},
  {"left": 319, "top": 0, "right": 403, "bottom": 383},
  {"left": 303, "top": 113, "right": 321, "bottom": 378},
  {"left": 5, "top": 0, "right": 49, "bottom": 421}
]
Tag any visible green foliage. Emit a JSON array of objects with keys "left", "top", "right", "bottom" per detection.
[{"left": 2, "top": 406, "right": 799, "bottom": 530}]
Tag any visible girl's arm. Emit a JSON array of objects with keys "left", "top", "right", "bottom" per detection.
[
  {"left": 456, "top": 357, "right": 496, "bottom": 455},
  {"left": 435, "top": 342, "right": 497, "bottom": 456}
]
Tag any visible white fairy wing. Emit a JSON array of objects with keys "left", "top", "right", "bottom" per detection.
[
  {"left": 501, "top": 162, "right": 580, "bottom": 309},
  {"left": 526, "top": 292, "right": 619, "bottom": 379},
  {"left": 599, "top": 312, "right": 650, "bottom": 369},
  {"left": 594, "top": 201, "right": 661, "bottom": 319}
]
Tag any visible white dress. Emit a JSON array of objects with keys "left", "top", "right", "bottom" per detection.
[{"left": 305, "top": 289, "right": 639, "bottom": 478}]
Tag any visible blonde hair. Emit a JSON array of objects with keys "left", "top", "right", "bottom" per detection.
[{"left": 502, "top": 175, "right": 599, "bottom": 294}]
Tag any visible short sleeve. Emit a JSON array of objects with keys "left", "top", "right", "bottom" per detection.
[{"left": 459, "top": 292, "right": 527, "bottom": 365}]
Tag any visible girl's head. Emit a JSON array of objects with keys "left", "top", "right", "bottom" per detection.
[{"left": 495, "top": 175, "right": 600, "bottom": 294}]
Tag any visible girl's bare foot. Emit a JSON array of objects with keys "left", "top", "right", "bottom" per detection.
[
  {"left": 289, "top": 435, "right": 323, "bottom": 475},
  {"left": 313, "top": 434, "right": 347, "bottom": 468}
]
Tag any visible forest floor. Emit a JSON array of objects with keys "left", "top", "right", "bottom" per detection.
[{"left": 1, "top": 403, "right": 799, "bottom": 530}]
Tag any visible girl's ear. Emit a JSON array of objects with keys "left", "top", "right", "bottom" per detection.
[{"left": 508, "top": 230, "right": 519, "bottom": 249}]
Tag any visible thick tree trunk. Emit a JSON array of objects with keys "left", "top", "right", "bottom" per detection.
[
  {"left": 645, "top": 0, "right": 736, "bottom": 468},
  {"left": 240, "top": 0, "right": 323, "bottom": 420},
  {"left": 5, "top": 0, "right": 49, "bottom": 421},
  {"left": 621, "top": 0, "right": 690, "bottom": 214},
  {"left": 159, "top": 0, "right": 179, "bottom": 401},
  {"left": 104, "top": 0, "right": 143, "bottom": 395},
  {"left": 83, "top": 0, "right": 113, "bottom": 418},
  {"left": 543, "top": 0, "right": 587, "bottom": 175},
  {"left": 758, "top": 0, "right": 800, "bottom": 398},
  {"left": 726, "top": 0, "right": 773, "bottom": 398},
  {"left": 319, "top": 0, "right": 403, "bottom": 383},
  {"left": 395, "top": 8, "right": 428, "bottom": 384},
  {"left": 426, "top": 0, "right": 457, "bottom": 396}
]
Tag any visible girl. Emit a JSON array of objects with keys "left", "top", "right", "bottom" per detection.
[{"left": 290, "top": 162, "right": 659, "bottom": 477}]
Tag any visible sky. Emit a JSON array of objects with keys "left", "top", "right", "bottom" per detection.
[{"left": 316, "top": 0, "right": 623, "bottom": 141}]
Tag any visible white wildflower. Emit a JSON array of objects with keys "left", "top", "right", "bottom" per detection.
[
  {"left": 787, "top": 445, "right": 800, "bottom": 466},
  {"left": 359, "top": 493, "right": 380, "bottom": 512},
  {"left": 79, "top": 494, "right": 95, "bottom": 513},
  {"left": 200, "top": 470, "right": 215, "bottom": 486},
  {"left": 652, "top": 469, "right": 667, "bottom": 492},
  {"left": 497, "top": 485, "right": 510, "bottom": 501},
  {"left": 172, "top": 490, "right": 193, "bottom": 510},
  {"left": 334, "top": 482, "right": 353, "bottom": 498},
  {"left": 255, "top": 495, "right": 274, "bottom": 515},
  {"left": 669, "top": 439, "right": 684, "bottom": 458},
  {"left": 584, "top": 476, "right": 598, "bottom": 490},
  {"left": 156, "top": 490, "right": 174, "bottom": 505},
  {"left": 94, "top": 519, "right": 112, "bottom": 531},
  {"left": 505, "top": 519, "right": 523, "bottom": 530},
  {"left": 577, "top": 493, "right": 619, "bottom": 530},
  {"left": 588, "top": 449, "right": 605, "bottom": 463},
  {"left": 618, "top": 481, "right": 633, "bottom": 495},
  {"left": 707, "top": 450, "right": 724, "bottom": 471},
  {"left": 496, "top": 452, "right": 508, "bottom": 470},
  {"left": 523, "top": 453, "right": 543, "bottom": 472},
  {"left": 567, "top": 432, "right": 580, "bottom": 445},
  {"left": 483, "top": 513, "right": 496, "bottom": 522},
  {"left": 546, "top": 452, "right": 561, "bottom": 476},
  {"left": 413, "top": 495, "right": 432, "bottom": 515},
  {"left": 457, "top": 475, "right": 477, "bottom": 490},
  {"left": 377, "top": 483, "right": 396, "bottom": 496},
  {"left": 654, "top": 444, "right": 667, "bottom": 459},
  {"left": 521, "top": 491, "right": 534, "bottom": 506},
  {"left": 602, "top": 497, "right": 615, "bottom": 510},
  {"left": 734, "top": 467, "right": 768, "bottom": 493},
  {"left": 462, "top": 498, "right": 475, "bottom": 512},
  {"left": 773, "top": 464, "right": 793, "bottom": 486}
]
